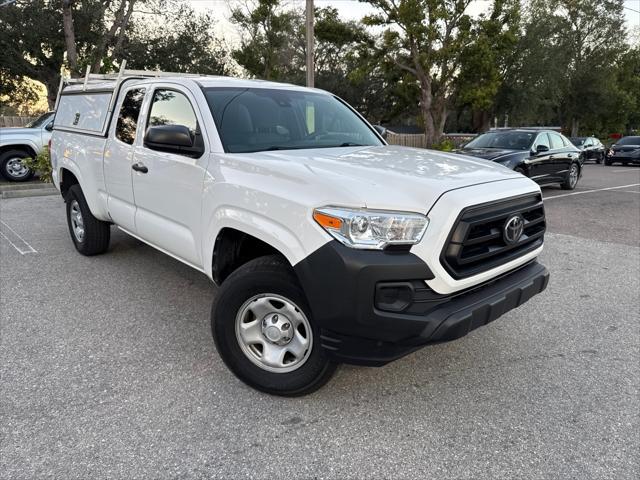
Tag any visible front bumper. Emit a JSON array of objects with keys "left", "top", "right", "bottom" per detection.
[{"left": 294, "top": 241, "right": 549, "bottom": 366}]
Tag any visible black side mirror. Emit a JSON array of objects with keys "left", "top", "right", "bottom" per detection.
[
  {"left": 535, "top": 144, "right": 549, "bottom": 154},
  {"left": 45, "top": 122, "right": 53, "bottom": 132},
  {"left": 373, "top": 124, "right": 387, "bottom": 139},
  {"left": 144, "top": 124, "right": 202, "bottom": 156}
]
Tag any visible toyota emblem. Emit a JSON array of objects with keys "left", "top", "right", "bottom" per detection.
[{"left": 503, "top": 214, "right": 525, "bottom": 244}]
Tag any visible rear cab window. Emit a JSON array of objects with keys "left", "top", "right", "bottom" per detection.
[{"left": 115, "top": 88, "right": 146, "bottom": 145}]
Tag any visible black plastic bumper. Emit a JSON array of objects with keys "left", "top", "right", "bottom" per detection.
[{"left": 294, "top": 241, "right": 549, "bottom": 366}]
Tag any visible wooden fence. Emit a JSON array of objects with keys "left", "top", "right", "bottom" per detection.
[
  {"left": 386, "top": 132, "right": 477, "bottom": 149},
  {"left": 0, "top": 116, "right": 36, "bottom": 128}
]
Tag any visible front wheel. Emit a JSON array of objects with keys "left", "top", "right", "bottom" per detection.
[
  {"left": 65, "top": 184, "right": 111, "bottom": 255},
  {"left": 561, "top": 162, "right": 580, "bottom": 190},
  {"left": 0, "top": 150, "right": 34, "bottom": 182},
  {"left": 211, "top": 255, "right": 338, "bottom": 396}
]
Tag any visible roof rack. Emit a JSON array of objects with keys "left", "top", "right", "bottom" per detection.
[{"left": 53, "top": 60, "right": 214, "bottom": 110}]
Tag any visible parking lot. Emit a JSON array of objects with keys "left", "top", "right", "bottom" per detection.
[{"left": 1, "top": 163, "right": 638, "bottom": 479}]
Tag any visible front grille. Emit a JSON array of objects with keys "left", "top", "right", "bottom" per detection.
[{"left": 441, "top": 193, "right": 545, "bottom": 279}]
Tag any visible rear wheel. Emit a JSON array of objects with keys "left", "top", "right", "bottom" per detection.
[
  {"left": 0, "top": 150, "right": 34, "bottom": 182},
  {"left": 596, "top": 153, "right": 602, "bottom": 164},
  {"left": 65, "top": 184, "right": 111, "bottom": 255},
  {"left": 561, "top": 162, "right": 580, "bottom": 190},
  {"left": 211, "top": 255, "right": 338, "bottom": 396}
]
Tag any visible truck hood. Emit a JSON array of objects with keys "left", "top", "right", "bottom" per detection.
[
  {"left": 0, "top": 127, "right": 41, "bottom": 146},
  {"left": 221, "top": 145, "right": 528, "bottom": 213}
]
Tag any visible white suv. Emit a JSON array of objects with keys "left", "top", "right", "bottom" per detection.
[{"left": 50, "top": 70, "right": 549, "bottom": 396}]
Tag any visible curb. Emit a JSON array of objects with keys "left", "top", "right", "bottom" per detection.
[{"left": 2, "top": 188, "right": 59, "bottom": 199}]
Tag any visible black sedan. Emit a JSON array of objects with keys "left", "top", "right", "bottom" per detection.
[
  {"left": 605, "top": 136, "right": 640, "bottom": 166},
  {"left": 457, "top": 129, "right": 583, "bottom": 190},
  {"left": 569, "top": 136, "right": 605, "bottom": 163}
]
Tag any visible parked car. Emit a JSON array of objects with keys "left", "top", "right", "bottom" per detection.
[
  {"left": 605, "top": 136, "right": 640, "bottom": 166},
  {"left": 456, "top": 129, "right": 583, "bottom": 190},
  {"left": 50, "top": 70, "right": 549, "bottom": 396},
  {"left": 0, "top": 111, "right": 54, "bottom": 181},
  {"left": 569, "top": 136, "right": 605, "bottom": 163}
]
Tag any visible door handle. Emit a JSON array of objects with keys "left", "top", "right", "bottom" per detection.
[{"left": 132, "top": 162, "right": 148, "bottom": 173}]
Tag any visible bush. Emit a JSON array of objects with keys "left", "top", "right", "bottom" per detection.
[
  {"left": 22, "top": 149, "right": 52, "bottom": 183},
  {"left": 430, "top": 139, "right": 455, "bottom": 152}
]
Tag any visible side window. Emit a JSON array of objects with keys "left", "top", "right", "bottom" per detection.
[
  {"left": 535, "top": 133, "right": 550, "bottom": 149},
  {"left": 584, "top": 137, "right": 592, "bottom": 147},
  {"left": 148, "top": 89, "right": 198, "bottom": 134},
  {"left": 549, "top": 133, "right": 565, "bottom": 150},
  {"left": 115, "top": 88, "right": 145, "bottom": 145}
]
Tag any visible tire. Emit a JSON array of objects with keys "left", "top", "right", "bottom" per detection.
[
  {"left": 211, "top": 255, "right": 338, "bottom": 396},
  {"left": 561, "top": 162, "right": 580, "bottom": 190},
  {"left": 65, "top": 184, "right": 111, "bottom": 255},
  {"left": 596, "top": 154, "right": 602, "bottom": 164},
  {"left": 604, "top": 157, "right": 612, "bottom": 166},
  {"left": 0, "top": 149, "right": 34, "bottom": 182}
]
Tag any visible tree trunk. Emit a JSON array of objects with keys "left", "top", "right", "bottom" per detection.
[
  {"left": 91, "top": 0, "right": 136, "bottom": 73},
  {"left": 44, "top": 73, "right": 62, "bottom": 110},
  {"left": 418, "top": 76, "right": 437, "bottom": 147},
  {"left": 472, "top": 109, "right": 491, "bottom": 133},
  {"left": 62, "top": 0, "right": 78, "bottom": 74},
  {"left": 571, "top": 117, "right": 579, "bottom": 137}
]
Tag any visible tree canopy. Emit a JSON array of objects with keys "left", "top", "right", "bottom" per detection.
[{"left": 0, "top": 0, "right": 637, "bottom": 141}]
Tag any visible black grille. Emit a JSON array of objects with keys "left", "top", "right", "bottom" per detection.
[{"left": 441, "top": 193, "right": 546, "bottom": 279}]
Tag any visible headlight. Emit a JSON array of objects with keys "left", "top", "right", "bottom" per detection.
[{"left": 313, "top": 207, "right": 428, "bottom": 250}]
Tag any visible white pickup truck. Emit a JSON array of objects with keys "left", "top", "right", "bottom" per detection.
[{"left": 51, "top": 70, "right": 549, "bottom": 396}]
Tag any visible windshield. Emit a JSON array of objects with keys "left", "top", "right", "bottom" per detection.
[
  {"left": 26, "top": 112, "right": 54, "bottom": 128},
  {"left": 617, "top": 136, "right": 640, "bottom": 146},
  {"left": 204, "top": 87, "right": 383, "bottom": 153},
  {"left": 569, "top": 137, "right": 586, "bottom": 146},
  {"left": 464, "top": 131, "right": 535, "bottom": 151}
]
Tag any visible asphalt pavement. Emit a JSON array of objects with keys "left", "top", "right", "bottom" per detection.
[{"left": 1, "top": 163, "right": 638, "bottom": 479}]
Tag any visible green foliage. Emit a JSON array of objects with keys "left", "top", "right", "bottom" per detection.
[
  {"left": 430, "top": 139, "right": 455, "bottom": 152},
  {"left": 22, "top": 149, "right": 53, "bottom": 184}
]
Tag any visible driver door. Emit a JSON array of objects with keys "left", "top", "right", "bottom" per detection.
[{"left": 131, "top": 84, "right": 210, "bottom": 268}]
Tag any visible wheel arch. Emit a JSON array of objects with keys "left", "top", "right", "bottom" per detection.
[
  {"left": 209, "top": 227, "right": 292, "bottom": 285},
  {"left": 0, "top": 143, "right": 38, "bottom": 159}
]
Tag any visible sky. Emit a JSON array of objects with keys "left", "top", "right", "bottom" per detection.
[{"left": 185, "top": 0, "right": 640, "bottom": 44}]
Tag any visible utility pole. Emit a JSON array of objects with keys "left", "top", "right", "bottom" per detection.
[{"left": 306, "top": 0, "right": 314, "bottom": 88}]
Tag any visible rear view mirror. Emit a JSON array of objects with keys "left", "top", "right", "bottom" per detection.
[{"left": 535, "top": 144, "right": 549, "bottom": 154}]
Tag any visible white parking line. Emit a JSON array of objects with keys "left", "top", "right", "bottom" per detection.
[
  {"left": 0, "top": 220, "right": 37, "bottom": 254},
  {"left": 611, "top": 169, "right": 640, "bottom": 173},
  {"left": 543, "top": 183, "right": 640, "bottom": 201}
]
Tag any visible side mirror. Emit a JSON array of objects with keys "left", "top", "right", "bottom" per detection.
[
  {"left": 373, "top": 125, "right": 387, "bottom": 139},
  {"left": 144, "top": 124, "right": 202, "bottom": 156},
  {"left": 535, "top": 144, "right": 549, "bottom": 154},
  {"left": 45, "top": 122, "right": 53, "bottom": 132}
]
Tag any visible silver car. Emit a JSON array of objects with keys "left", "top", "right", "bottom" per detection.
[{"left": 0, "top": 111, "right": 54, "bottom": 181}]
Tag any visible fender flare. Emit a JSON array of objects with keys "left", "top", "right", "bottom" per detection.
[
  {"left": 58, "top": 158, "right": 109, "bottom": 221},
  {"left": 202, "top": 206, "right": 314, "bottom": 279},
  {"left": 0, "top": 141, "right": 39, "bottom": 157}
]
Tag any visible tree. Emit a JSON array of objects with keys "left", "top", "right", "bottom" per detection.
[
  {"left": 230, "top": 0, "right": 298, "bottom": 81},
  {"left": 0, "top": 1, "right": 67, "bottom": 108},
  {"left": 504, "top": 0, "right": 627, "bottom": 135},
  {"left": 119, "top": 4, "right": 229, "bottom": 75},
  {"left": 362, "top": 0, "right": 473, "bottom": 145},
  {"left": 453, "top": 0, "right": 521, "bottom": 132},
  {"left": 0, "top": 1, "right": 228, "bottom": 110}
]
